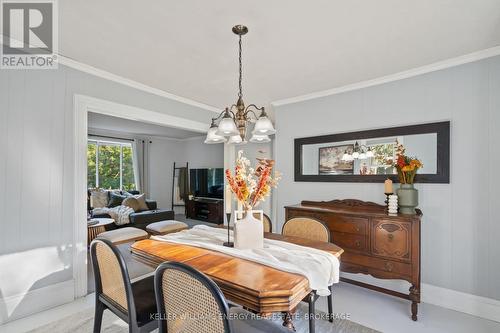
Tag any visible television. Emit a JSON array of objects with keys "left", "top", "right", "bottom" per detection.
[{"left": 190, "top": 168, "right": 224, "bottom": 199}]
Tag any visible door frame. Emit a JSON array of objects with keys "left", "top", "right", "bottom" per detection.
[{"left": 73, "top": 94, "right": 211, "bottom": 298}]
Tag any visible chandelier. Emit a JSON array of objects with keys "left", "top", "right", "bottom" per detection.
[
  {"left": 204, "top": 25, "right": 275, "bottom": 145},
  {"left": 341, "top": 141, "right": 375, "bottom": 161}
]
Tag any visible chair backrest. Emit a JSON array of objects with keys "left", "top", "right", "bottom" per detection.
[
  {"left": 252, "top": 212, "right": 273, "bottom": 233},
  {"left": 154, "top": 262, "right": 231, "bottom": 333},
  {"left": 90, "top": 239, "right": 134, "bottom": 314},
  {"left": 282, "top": 217, "right": 330, "bottom": 242}
]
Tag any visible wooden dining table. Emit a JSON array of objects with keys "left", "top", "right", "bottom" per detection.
[{"left": 131, "top": 232, "right": 343, "bottom": 332}]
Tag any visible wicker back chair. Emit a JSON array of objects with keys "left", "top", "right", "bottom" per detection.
[
  {"left": 154, "top": 261, "right": 231, "bottom": 333},
  {"left": 154, "top": 262, "right": 290, "bottom": 333},
  {"left": 281, "top": 217, "right": 335, "bottom": 323},
  {"left": 281, "top": 217, "right": 330, "bottom": 242},
  {"left": 252, "top": 212, "right": 273, "bottom": 233},
  {"left": 90, "top": 239, "right": 158, "bottom": 333}
]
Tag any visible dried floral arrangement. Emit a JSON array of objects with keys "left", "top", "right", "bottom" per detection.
[{"left": 226, "top": 151, "right": 281, "bottom": 210}]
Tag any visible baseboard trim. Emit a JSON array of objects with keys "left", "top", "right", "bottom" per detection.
[
  {"left": 422, "top": 283, "right": 500, "bottom": 323},
  {"left": 0, "top": 280, "right": 75, "bottom": 325}
]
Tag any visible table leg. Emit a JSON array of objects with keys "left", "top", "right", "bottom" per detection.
[
  {"left": 282, "top": 312, "right": 296, "bottom": 331},
  {"left": 327, "top": 284, "right": 334, "bottom": 322},
  {"left": 307, "top": 291, "right": 318, "bottom": 333}
]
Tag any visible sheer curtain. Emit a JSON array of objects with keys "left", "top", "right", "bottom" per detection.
[{"left": 132, "top": 138, "right": 150, "bottom": 195}]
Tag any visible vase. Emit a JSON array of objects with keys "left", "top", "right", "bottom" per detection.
[
  {"left": 397, "top": 184, "right": 418, "bottom": 215},
  {"left": 234, "top": 209, "right": 264, "bottom": 249}
]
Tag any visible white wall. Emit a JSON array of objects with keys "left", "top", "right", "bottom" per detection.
[
  {"left": 0, "top": 65, "right": 216, "bottom": 324},
  {"left": 273, "top": 55, "right": 500, "bottom": 301}
]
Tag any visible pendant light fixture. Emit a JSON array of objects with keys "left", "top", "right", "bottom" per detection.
[{"left": 205, "top": 25, "right": 275, "bottom": 145}]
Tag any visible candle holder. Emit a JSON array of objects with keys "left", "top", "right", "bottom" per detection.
[
  {"left": 223, "top": 212, "right": 234, "bottom": 247},
  {"left": 384, "top": 192, "right": 393, "bottom": 206}
]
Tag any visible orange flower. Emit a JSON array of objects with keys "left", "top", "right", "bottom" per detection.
[{"left": 410, "top": 159, "right": 422, "bottom": 169}]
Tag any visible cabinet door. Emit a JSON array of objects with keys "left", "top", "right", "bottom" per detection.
[{"left": 371, "top": 219, "right": 411, "bottom": 262}]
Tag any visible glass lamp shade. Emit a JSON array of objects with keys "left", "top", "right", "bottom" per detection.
[
  {"left": 204, "top": 126, "right": 227, "bottom": 144},
  {"left": 359, "top": 152, "right": 367, "bottom": 159},
  {"left": 228, "top": 135, "right": 244, "bottom": 144},
  {"left": 352, "top": 151, "right": 360, "bottom": 159},
  {"left": 252, "top": 116, "right": 276, "bottom": 135},
  {"left": 366, "top": 149, "right": 374, "bottom": 158},
  {"left": 215, "top": 117, "right": 239, "bottom": 136},
  {"left": 342, "top": 152, "right": 350, "bottom": 161},
  {"left": 249, "top": 134, "right": 271, "bottom": 143}
]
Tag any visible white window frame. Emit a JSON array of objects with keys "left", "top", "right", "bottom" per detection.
[{"left": 87, "top": 138, "right": 134, "bottom": 190}]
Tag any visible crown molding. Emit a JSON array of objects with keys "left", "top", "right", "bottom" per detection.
[
  {"left": 271, "top": 46, "right": 500, "bottom": 107},
  {"left": 59, "top": 55, "right": 221, "bottom": 114},
  {"left": 0, "top": 34, "right": 220, "bottom": 113}
]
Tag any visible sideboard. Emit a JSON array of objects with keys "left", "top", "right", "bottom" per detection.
[{"left": 285, "top": 199, "right": 422, "bottom": 321}]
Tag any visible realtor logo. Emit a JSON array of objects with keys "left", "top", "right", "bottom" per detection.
[{"left": 1, "top": 0, "right": 58, "bottom": 69}]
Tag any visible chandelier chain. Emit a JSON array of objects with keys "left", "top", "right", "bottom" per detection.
[{"left": 238, "top": 35, "right": 243, "bottom": 98}]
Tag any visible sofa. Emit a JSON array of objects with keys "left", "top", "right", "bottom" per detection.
[{"left": 88, "top": 190, "right": 175, "bottom": 231}]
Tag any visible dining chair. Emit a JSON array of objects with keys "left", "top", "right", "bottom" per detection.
[
  {"left": 281, "top": 217, "right": 335, "bottom": 322},
  {"left": 90, "top": 239, "right": 158, "bottom": 333},
  {"left": 252, "top": 212, "right": 273, "bottom": 233},
  {"left": 154, "top": 261, "right": 290, "bottom": 333}
]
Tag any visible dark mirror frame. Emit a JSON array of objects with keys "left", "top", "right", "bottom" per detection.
[{"left": 294, "top": 121, "right": 450, "bottom": 183}]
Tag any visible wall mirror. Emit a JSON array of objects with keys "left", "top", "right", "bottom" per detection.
[{"left": 294, "top": 121, "right": 450, "bottom": 183}]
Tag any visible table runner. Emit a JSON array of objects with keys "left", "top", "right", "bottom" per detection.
[{"left": 151, "top": 225, "right": 339, "bottom": 296}]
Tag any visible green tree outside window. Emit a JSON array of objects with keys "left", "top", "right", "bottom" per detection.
[{"left": 87, "top": 139, "right": 137, "bottom": 190}]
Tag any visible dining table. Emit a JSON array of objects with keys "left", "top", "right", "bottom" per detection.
[{"left": 131, "top": 232, "right": 343, "bottom": 332}]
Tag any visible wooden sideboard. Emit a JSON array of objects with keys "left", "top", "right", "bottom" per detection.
[{"left": 285, "top": 199, "right": 422, "bottom": 321}]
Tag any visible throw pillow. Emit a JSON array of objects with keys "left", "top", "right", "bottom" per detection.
[
  {"left": 134, "top": 194, "right": 150, "bottom": 211},
  {"left": 90, "top": 189, "right": 108, "bottom": 208},
  {"left": 108, "top": 192, "right": 126, "bottom": 207},
  {"left": 122, "top": 197, "right": 140, "bottom": 212}
]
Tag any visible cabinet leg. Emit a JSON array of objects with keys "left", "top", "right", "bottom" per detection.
[
  {"left": 411, "top": 301, "right": 418, "bottom": 321},
  {"left": 409, "top": 285, "right": 420, "bottom": 321}
]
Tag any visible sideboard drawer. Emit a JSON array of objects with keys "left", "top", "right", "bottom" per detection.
[
  {"left": 323, "top": 215, "right": 368, "bottom": 235},
  {"left": 332, "top": 232, "right": 367, "bottom": 252},
  {"left": 371, "top": 219, "right": 411, "bottom": 262},
  {"left": 342, "top": 252, "right": 412, "bottom": 277}
]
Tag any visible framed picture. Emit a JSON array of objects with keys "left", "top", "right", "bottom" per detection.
[{"left": 318, "top": 144, "right": 354, "bottom": 175}]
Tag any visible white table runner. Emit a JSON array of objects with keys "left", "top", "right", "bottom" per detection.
[{"left": 151, "top": 225, "right": 339, "bottom": 296}]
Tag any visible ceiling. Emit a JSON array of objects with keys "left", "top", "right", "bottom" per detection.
[
  {"left": 61, "top": 1, "right": 500, "bottom": 109},
  {"left": 88, "top": 112, "right": 202, "bottom": 139}
]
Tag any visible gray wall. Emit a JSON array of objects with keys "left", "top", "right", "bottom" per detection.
[
  {"left": 149, "top": 137, "right": 224, "bottom": 210},
  {"left": 274, "top": 55, "right": 500, "bottom": 300},
  {"left": 0, "top": 64, "right": 216, "bottom": 323}
]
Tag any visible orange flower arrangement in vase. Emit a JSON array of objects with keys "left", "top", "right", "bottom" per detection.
[
  {"left": 394, "top": 140, "right": 423, "bottom": 214},
  {"left": 394, "top": 140, "right": 423, "bottom": 184},
  {"left": 225, "top": 151, "right": 280, "bottom": 249}
]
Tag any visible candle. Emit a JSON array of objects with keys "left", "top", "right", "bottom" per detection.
[
  {"left": 384, "top": 178, "right": 393, "bottom": 194},
  {"left": 225, "top": 186, "right": 232, "bottom": 214}
]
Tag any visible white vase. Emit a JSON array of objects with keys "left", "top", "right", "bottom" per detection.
[{"left": 234, "top": 209, "right": 264, "bottom": 250}]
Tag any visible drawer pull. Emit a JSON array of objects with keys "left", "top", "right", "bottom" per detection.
[
  {"left": 355, "top": 227, "right": 360, "bottom": 232},
  {"left": 355, "top": 240, "right": 361, "bottom": 247},
  {"left": 388, "top": 233, "right": 394, "bottom": 241},
  {"left": 384, "top": 262, "right": 394, "bottom": 272}
]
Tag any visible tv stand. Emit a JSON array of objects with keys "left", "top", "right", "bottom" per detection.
[{"left": 186, "top": 197, "right": 223, "bottom": 224}]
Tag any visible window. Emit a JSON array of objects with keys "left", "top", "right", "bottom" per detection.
[
  {"left": 87, "top": 139, "right": 137, "bottom": 190},
  {"left": 365, "top": 142, "right": 397, "bottom": 175}
]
